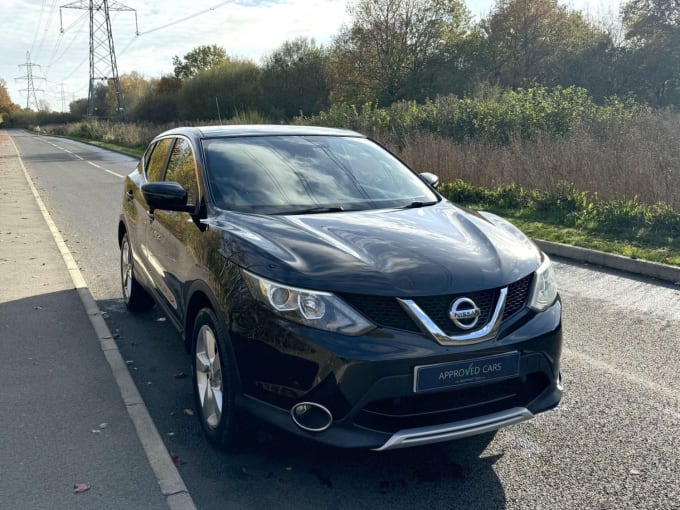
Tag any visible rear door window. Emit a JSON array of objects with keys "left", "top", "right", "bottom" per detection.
[
  {"left": 146, "top": 138, "right": 174, "bottom": 182},
  {"left": 165, "top": 138, "right": 199, "bottom": 205}
]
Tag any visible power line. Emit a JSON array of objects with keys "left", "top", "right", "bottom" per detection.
[
  {"left": 60, "top": 54, "right": 89, "bottom": 82},
  {"left": 29, "top": 0, "right": 49, "bottom": 57},
  {"left": 16, "top": 52, "right": 46, "bottom": 111},
  {"left": 138, "top": 1, "right": 232, "bottom": 36},
  {"left": 60, "top": 82, "right": 67, "bottom": 112},
  {"left": 60, "top": 0, "right": 137, "bottom": 119},
  {"left": 47, "top": 11, "right": 89, "bottom": 72},
  {"left": 34, "top": 0, "right": 61, "bottom": 62}
]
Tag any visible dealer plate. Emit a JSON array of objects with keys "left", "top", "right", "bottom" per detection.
[{"left": 414, "top": 352, "right": 520, "bottom": 393}]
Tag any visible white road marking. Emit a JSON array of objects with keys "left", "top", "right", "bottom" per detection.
[
  {"left": 42, "top": 137, "right": 125, "bottom": 178},
  {"left": 86, "top": 160, "right": 125, "bottom": 178}
]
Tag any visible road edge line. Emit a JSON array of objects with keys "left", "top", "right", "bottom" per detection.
[{"left": 9, "top": 134, "right": 197, "bottom": 510}]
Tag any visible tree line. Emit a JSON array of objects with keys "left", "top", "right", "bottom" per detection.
[{"left": 2, "top": 0, "right": 680, "bottom": 125}]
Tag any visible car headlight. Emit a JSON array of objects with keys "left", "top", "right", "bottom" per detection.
[
  {"left": 528, "top": 255, "right": 558, "bottom": 312},
  {"left": 241, "top": 270, "right": 375, "bottom": 336}
]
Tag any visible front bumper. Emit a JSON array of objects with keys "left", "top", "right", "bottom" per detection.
[{"left": 230, "top": 298, "right": 563, "bottom": 450}]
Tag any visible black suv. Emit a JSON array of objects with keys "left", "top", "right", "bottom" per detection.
[{"left": 118, "top": 125, "right": 562, "bottom": 451}]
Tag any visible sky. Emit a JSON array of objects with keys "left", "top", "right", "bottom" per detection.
[{"left": 0, "top": 0, "right": 624, "bottom": 112}]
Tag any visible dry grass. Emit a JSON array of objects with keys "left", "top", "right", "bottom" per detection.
[
  {"left": 42, "top": 110, "right": 680, "bottom": 210},
  {"left": 391, "top": 112, "right": 680, "bottom": 210}
]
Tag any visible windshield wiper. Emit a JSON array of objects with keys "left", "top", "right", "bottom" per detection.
[
  {"left": 400, "top": 200, "right": 438, "bottom": 210},
  {"left": 275, "top": 206, "right": 345, "bottom": 215}
]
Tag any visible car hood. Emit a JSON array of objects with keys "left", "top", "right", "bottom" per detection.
[{"left": 209, "top": 202, "right": 541, "bottom": 295}]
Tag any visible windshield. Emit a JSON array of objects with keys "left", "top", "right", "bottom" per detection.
[{"left": 202, "top": 135, "right": 439, "bottom": 214}]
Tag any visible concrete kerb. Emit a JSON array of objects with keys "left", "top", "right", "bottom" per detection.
[
  {"left": 534, "top": 239, "right": 680, "bottom": 286},
  {"left": 8, "top": 135, "right": 197, "bottom": 510}
]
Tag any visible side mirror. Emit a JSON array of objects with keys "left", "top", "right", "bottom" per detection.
[
  {"left": 142, "top": 181, "right": 191, "bottom": 212},
  {"left": 419, "top": 172, "right": 440, "bottom": 189}
]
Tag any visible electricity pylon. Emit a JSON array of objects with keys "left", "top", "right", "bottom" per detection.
[
  {"left": 60, "top": 0, "right": 137, "bottom": 119},
  {"left": 16, "top": 52, "right": 45, "bottom": 111}
]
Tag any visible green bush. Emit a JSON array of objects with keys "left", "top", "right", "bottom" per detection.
[
  {"left": 300, "top": 86, "right": 647, "bottom": 145},
  {"left": 177, "top": 60, "right": 263, "bottom": 121}
]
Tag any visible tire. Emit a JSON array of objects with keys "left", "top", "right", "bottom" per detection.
[
  {"left": 192, "top": 307, "right": 243, "bottom": 449},
  {"left": 120, "top": 232, "right": 154, "bottom": 312}
]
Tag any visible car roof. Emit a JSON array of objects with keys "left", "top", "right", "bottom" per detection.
[{"left": 155, "top": 124, "right": 366, "bottom": 141}]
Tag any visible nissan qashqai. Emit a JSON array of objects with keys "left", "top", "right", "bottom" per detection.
[{"left": 118, "top": 125, "right": 562, "bottom": 451}]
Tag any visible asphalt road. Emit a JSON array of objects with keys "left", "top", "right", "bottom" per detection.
[{"left": 11, "top": 130, "right": 680, "bottom": 510}]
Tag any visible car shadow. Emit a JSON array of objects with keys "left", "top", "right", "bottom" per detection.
[
  {"left": 97, "top": 296, "right": 508, "bottom": 510},
  {"left": 0, "top": 290, "right": 175, "bottom": 509}
]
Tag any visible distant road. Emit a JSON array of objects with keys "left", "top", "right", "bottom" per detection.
[{"left": 12, "top": 130, "right": 680, "bottom": 509}]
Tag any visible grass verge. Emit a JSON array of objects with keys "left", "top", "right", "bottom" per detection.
[
  {"left": 491, "top": 212, "right": 679, "bottom": 266},
  {"left": 440, "top": 181, "right": 680, "bottom": 267},
  {"left": 68, "top": 136, "right": 145, "bottom": 158}
]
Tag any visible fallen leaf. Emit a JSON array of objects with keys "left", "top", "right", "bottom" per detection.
[
  {"left": 73, "top": 483, "right": 90, "bottom": 494},
  {"left": 183, "top": 409, "right": 194, "bottom": 416},
  {"left": 174, "top": 371, "right": 187, "bottom": 379},
  {"left": 171, "top": 454, "right": 185, "bottom": 467}
]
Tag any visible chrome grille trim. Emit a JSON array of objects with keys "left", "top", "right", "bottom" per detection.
[{"left": 397, "top": 287, "right": 507, "bottom": 345}]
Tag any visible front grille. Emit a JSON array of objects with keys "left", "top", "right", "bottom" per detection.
[
  {"left": 340, "top": 273, "right": 534, "bottom": 335},
  {"left": 340, "top": 293, "right": 420, "bottom": 332},
  {"left": 505, "top": 274, "right": 533, "bottom": 318},
  {"left": 354, "top": 373, "right": 550, "bottom": 433},
  {"left": 414, "top": 289, "right": 499, "bottom": 335}
]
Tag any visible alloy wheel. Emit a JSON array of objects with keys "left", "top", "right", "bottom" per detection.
[
  {"left": 121, "top": 238, "right": 133, "bottom": 301},
  {"left": 195, "top": 325, "right": 224, "bottom": 429}
]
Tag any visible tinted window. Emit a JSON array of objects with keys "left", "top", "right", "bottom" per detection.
[
  {"left": 146, "top": 138, "right": 174, "bottom": 182},
  {"left": 202, "top": 136, "right": 438, "bottom": 214},
  {"left": 166, "top": 138, "right": 199, "bottom": 205}
]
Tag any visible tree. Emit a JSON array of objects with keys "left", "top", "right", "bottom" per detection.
[
  {"left": 261, "top": 37, "right": 330, "bottom": 119},
  {"left": 422, "top": 26, "right": 491, "bottom": 98},
  {"left": 173, "top": 44, "right": 228, "bottom": 80},
  {"left": 133, "top": 75, "right": 181, "bottom": 123},
  {"left": 69, "top": 97, "right": 88, "bottom": 117},
  {"left": 177, "top": 59, "right": 262, "bottom": 120},
  {"left": 105, "top": 72, "right": 152, "bottom": 120},
  {"left": 329, "top": 0, "right": 472, "bottom": 105},
  {"left": 0, "top": 78, "right": 20, "bottom": 118},
  {"left": 621, "top": 0, "right": 680, "bottom": 105},
  {"left": 482, "top": 0, "right": 600, "bottom": 89}
]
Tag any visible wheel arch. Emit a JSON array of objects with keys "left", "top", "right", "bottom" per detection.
[
  {"left": 118, "top": 219, "right": 128, "bottom": 247},
  {"left": 184, "top": 282, "right": 223, "bottom": 353}
]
